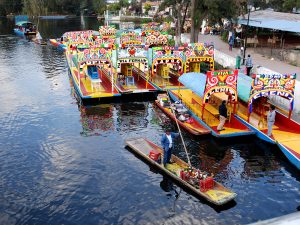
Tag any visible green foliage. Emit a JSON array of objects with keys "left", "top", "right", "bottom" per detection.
[
  {"left": 92, "top": 0, "right": 106, "bottom": 14},
  {"left": 168, "top": 37, "right": 175, "bottom": 46},
  {"left": 144, "top": 3, "right": 151, "bottom": 15},
  {"left": 282, "top": 0, "right": 300, "bottom": 11},
  {"left": 163, "top": 16, "right": 174, "bottom": 23},
  {"left": 221, "top": 30, "right": 229, "bottom": 42},
  {"left": 141, "top": 18, "right": 152, "bottom": 23},
  {"left": 107, "top": 3, "right": 121, "bottom": 11}
]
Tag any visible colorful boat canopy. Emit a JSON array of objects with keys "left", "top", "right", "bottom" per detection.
[
  {"left": 15, "top": 15, "right": 29, "bottom": 24},
  {"left": 15, "top": 21, "right": 33, "bottom": 26},
  {"left": 237, "top": 72, "right": 252, "bottom": 103},
  {"left": 248, "top": 73, "right": 296, "bottom": 112},
  {"left": 178, "top": 72, "right": 206, "bottom": 98},
  {"left": 99, "top": 25, "right": 117, "bottom": 36},
  {"left": 204, "top": 70, "right": 238, "bottom": 104},
  {"left": 179, "top": 70, "right": 238, "bottom": 104}
]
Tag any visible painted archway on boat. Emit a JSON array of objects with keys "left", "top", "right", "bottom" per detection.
[
  {"left": 116, "top": 47, "right": 149, "bottom": 73},
  {"left": 152, "top": 57, "right": 183, "bottom": 76},
  {"left": 151, "top": 46, "right": 185, "bottom": 76},
  {"left": 247, "top": 73, "right": 296, "bottom": 118},
  {"left": 185, "top": 57, "right": 214, "bottom": 73},
  {"left": 184, "top": 43, "right": 215, "bottom": 73},
  {"left": 203, "top": 70, "right": 238, "bottom": 104}
]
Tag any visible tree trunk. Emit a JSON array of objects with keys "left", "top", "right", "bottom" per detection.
[
  {"left": 194, "top": 26, "right": 200, "bottom": 42},
  {"left": 190, "top": 0, "right": 196, "bottom": 43},
  {"left": 181, "top": 1, "right": 189, "bottom": 33},
  {"left": 175, "top": 3, "right": 182, "bottom": 46}
]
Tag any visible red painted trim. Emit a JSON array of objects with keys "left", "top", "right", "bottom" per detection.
[{"left": 155, "top": 100, "right": 210, "bottom": 135}]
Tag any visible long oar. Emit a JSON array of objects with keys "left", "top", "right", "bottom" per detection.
[{"left": 166, "top": 90, "right": 192, "bottom": 168}]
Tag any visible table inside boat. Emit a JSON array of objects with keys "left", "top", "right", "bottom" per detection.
[{"left": 90, "top": 78, "right": 102, "bottom": 91}]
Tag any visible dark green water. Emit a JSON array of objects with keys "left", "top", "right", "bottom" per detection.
[{"left": 0, "top": 17, "right": 299, "bottom": 225}]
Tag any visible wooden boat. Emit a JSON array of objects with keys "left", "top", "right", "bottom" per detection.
[
  {"left": 236, "top": 73, "right": 300, "bottom": 169},
  {"left": 14, "top": 16, "right": 37, "bottom": 36},
  {"left": 155, "top": 94, "right": 211, "bottom": 135},
  {"left": 170, "top": 71, "right": 255, "bottom": 138},
  {"left": 66, "top": 47, "right": 120, "bottom": 100},
  {"left": 125, "top": 137, "right": 237, "bottom": 205},
  {"left": 49, "top": 39, "right": 66, "bottom": 51},
  {"left": 101, "top": 67, "right": 157, "bottom": 94}
]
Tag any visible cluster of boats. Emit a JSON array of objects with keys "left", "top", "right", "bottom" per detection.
[{"left": 17, "top": 20, "right": 297, "bottom": 205}]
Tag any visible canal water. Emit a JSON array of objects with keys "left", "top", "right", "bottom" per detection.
[{"left": 0, "top": 17, "right": 299, "bottom": 225}]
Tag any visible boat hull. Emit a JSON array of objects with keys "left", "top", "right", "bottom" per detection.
[
  {"left": 154, "top": 100, "right": 210, "bottom": 136},
  {"left": 277, "top": 144, "right": 300, "bottom": 169},
  {"left": 125, "top": 137, "right": 237, "bottom": 205},
  {"left": 168, "top": 90, "right": 255, "bottom": 138}
]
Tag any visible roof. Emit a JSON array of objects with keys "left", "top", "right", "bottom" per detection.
[
  {"left": 178, "top": 72, "right": 206, "bottom": 98},
  {"left": 238, "top": 10, "right": 300, "bottom": 33},
  {"left": 16, "top": 21, "right": 33, "bottom": 26},
  {"left": 237, "top": 72, "right": 252, "bottom": 103}
]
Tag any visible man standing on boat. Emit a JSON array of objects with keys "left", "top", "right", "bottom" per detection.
[
  {"left": 217, "top": 100, "right": 227, "bottom": 131},
  {"left": 161, "top": 129, "right": 179, "bottom": 166},
  {"left": 267, "top": 105, "right": 276, "bottom": 137}
]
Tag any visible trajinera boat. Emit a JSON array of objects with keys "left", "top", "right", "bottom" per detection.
[
  {"left": 236, "top": 72, "right": 300, "bottom": 169},
  {"left": 169, "top": 71, "right": 255, "bottom": 138},
  {"left": 125, "top": 137, "right": 237, "bottom": 205},
  {"left": 14, "top": 16, "right": 37, "bottom": 36},
  {"left": 155, "top": 94, "right": 211, "bottom": 135}
]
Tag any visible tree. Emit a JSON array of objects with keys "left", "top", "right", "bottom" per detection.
[
  {"left": 282, "top": 0, "right": 300, "bottom": 11},
  {"left": 159, "top": 0, "right": 188, "bottom": 45},
  {"left": 190, "top": 0, "right": 241, "bottom": 43},
  {"left": 92, "top": 0, "right": 106, "bottom": 14},
  {"left": 144, "top": 3, "right": 151, "bottom": 15}
]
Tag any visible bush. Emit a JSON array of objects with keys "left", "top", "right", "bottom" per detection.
[
  {"left": 221, "top": 30, "right": 229, "bottom": 42},
  {"left": 168, "top": 38, "right": 175, "bottom": 46},
  {"left": 141, "top": 18, "right": 152, "bottom": 23}
]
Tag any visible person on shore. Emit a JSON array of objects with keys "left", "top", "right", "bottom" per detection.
[
  {"left": 161, "top": 129, "right": 179, "bottom": 166},
  {"left": 228, "top": 35, "right": 234, "bottom": 51},
  {"left": 217, "top": 100, "right": 227, "bottom": 131},
  {"left": 267, "top": 105, "right": 276, "bottom": 137},
  {"left": 246, "top": 54, "right": 253, "bottom": 76}
]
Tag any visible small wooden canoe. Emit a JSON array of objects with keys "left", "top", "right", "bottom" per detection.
[
  {"left": 155, "top": 95, "right": 210, "bottom": 136},
  {"left": 125, "top": 137, "right": 237, "bottom": 205}
]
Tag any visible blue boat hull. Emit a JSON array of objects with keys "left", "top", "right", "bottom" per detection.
[{"left": 277, "top": 143, "right": 300, "bottom": 169}]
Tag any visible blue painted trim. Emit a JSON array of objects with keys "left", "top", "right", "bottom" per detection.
[
  {"left": 277, "top": 143, "right": 300, "bottom": 170},
  {"left": 14, "top": 29, "right": 25, "bottom": 36},
  {"left": 235, "top": 115, "right": 276, "bottom": 144},
  {"left": 168, "top": 91, "right": 254, "bottom": 138}
]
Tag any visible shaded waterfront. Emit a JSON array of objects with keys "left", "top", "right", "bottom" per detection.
[{"left": 0, "top": 17, "right": 299, "bottom": 224}]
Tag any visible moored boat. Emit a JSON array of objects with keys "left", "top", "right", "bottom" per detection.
[
  {"left": 125, "top": 137, "right": 237, "bottom": 205},
  {"left": 169, "top": 71, "right": 255, "bottom": 138},
  {"left": 14, "top": 16, "right": 37, "bottom": 36},
  {"left": 236, "top": 72, "right": 300, "bottom": 169},
  {"left": 155, "top": 94, "right": 211, "bottom": 135},
  {"left": 66, "top": 44, "right": 120, "bottom": 100}
]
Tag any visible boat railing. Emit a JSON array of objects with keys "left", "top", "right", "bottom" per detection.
[{"left": 132, "top": 66, "right": 150, "bottom": 80}]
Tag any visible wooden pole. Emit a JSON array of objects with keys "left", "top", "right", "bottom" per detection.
[{"left": 166, "top": 91, "right": 192, "bottom": 168}]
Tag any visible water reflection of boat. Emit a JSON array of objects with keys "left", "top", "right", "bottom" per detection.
[
  {"left": 126, "top": 137, "right": 237, "bottom": 205},
  {"left": 79, "top": 104, "right": 114, "bottom": 136},
  {"left": 115, "top": 103, "right": 149, "bottom": 131}
]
